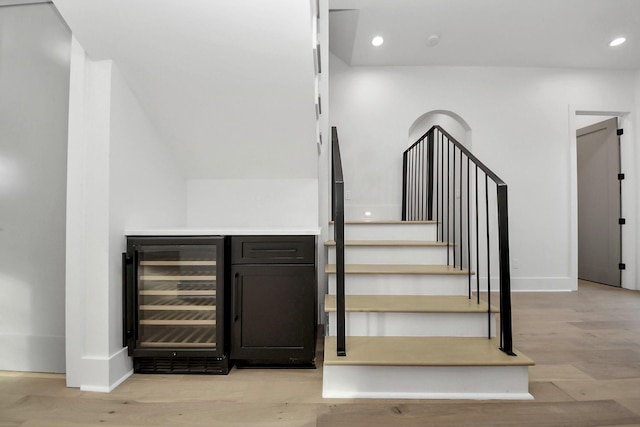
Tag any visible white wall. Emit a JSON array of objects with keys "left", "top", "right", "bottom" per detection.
[
  {"left": 181, "top": 1, "right": 323, "bottom": 232},
  {"left": 0, "top": 3, "right": 70, "bottom": 373},
  {"left": 187, "top": 179, "right": 317, "bottom": 229},
  {"left": 66, "top": 39, "right": 187, "bottom": 391},
  {"left": 52, "top": 0, "right": 320, "bottom": 181},
  {"left": 330, "top": 53, "right": 638, "bottom": 291},
  {"left": 109, "top": 63, "right": 187, "bottom": 353}
]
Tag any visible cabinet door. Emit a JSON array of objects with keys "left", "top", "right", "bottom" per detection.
[
  {"left": 231, "top": 264, "right": 316, "bottom": 363},
  {"left": 126, "top": 237, "right": 225, "bottom": 358}
]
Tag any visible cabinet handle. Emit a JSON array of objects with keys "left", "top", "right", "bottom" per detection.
[
  {"left": 122, "top": 252, "right": 134, "bottom": 348},
  {"left": 233, "top": 273, "right": 241, "bottom": 322},
  {"left": 249, "top": 248, "right": 296, "bottom": 254}
]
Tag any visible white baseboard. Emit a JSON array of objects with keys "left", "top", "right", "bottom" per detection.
[
  {"left": 476, "top": 276, "right": 576, "bottom": 292},
  {"left": 80, "top": 347, "right": 133, "bottom": 393},
  {"left": 80, "top": 369, "right": 133, "bottom": 393}
]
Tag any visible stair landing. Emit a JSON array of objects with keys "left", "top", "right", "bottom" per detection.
[
  {"left": 323, "top": 336, "right": 532, "bottom": 367},
  {"left": 323, "top": 336, "right": 534, "bottom": 400}
]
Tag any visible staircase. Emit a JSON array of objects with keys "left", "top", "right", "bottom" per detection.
[
  {"left": 322, "top": 221, "right": 534, "bottom": 399},
  {"left": 323, "top": 126, "right": 533, "bottom": 400}
]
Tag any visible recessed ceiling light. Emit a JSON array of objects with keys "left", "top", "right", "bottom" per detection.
[
  {"left": 371, "top": 36, "right": 384, "bottom": 47},
  {"left": 609, "top": 37, "right": 626, "bottom": 47}
]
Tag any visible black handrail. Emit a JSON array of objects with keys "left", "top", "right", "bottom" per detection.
[
  {"left": 402, "top": 125, "right": 515, "bottom": 356},
  {"left": 331, "top": 126, "right": 346, "bottom": 357}
]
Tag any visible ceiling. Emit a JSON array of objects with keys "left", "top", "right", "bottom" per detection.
[
  {"left": 50, "top": 0, "right": 318, "bottom": 179},
  {"left": 22, "top": 0, "right": 639, "bottom": 181},
  {"left": 329, "top": 0, "right": 640, "bottom": 69}
]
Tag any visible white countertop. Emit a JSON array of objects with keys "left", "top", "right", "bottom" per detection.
[{"left": 125, "top": 227, "right": 321, "bottom": 236}]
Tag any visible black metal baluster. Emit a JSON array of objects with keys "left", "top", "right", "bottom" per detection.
[
  {"left": 427, "top": 131, "right": 435, "bottom": 221},
  {"left": 405, "top": 150, "right": 413, "bottom": 220},
  {"left": 459, "top": 149, "right": 463, "bottom": 271},
  {"left": 435, "top": 130, "right": 440, "bottom": 234},
  {"left": 424, "top": 138, "right": 428, "bottom": 220},
  {"left": 408, "top": 149, "right": 415, "bottom": 221},
  {"left": 453, "top": 144, "right": 456, "bottom": 268},
  {"left": 476, "top": 165, "right": 480, "bottom": 304},
  {"left": 485, "top": 174, "right": 491, "bottom": 340},
  {"left": 412, "top": 149, "right": 420, "bottom": 221},
  {"left": 446, "top": 137, "right": 450, "bottom": 265},
  {"left": 440, "top": 132, "right": 445, "bottom": 242},
  {"left": 416, "top": 143, "right": 420, "bottom": 221},
  {"left": 408, "top": 150, "right": 412, "bottom": 220},
  {"left": 418, "top": 139, "right": 424, "bottom": 221},
  {"left": 416, "top": 148, "right": 419, "bottom": 221},
  {"left": 420, "top": 139, "right": 427, "bottom": 221},
  {"left": 402, "top": 151, "right": 407, "bottom": 221},
  {"left": 416, "top": 146, "right": 420, "bottom": 220},
  {"left": 423, "top": 139, "right": 427, "bottom": 220},
  {"left": 467, "top": 156, "right": 471, "bottom": 298},
  {"left": 409, "top": 149, "right": 414, "bottom": 220}
]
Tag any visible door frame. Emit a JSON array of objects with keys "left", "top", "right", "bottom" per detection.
[{"left": 568, "top": 106, "right": 637, "bottom": 291}]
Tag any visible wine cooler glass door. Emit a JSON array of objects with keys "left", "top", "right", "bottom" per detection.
[{"left": 135, "top": 242, "right": 220, "bottom": 352}]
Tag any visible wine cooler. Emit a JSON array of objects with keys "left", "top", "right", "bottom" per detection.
[{"left": 123, "top": 236, "right": 229, "bottom": 374}]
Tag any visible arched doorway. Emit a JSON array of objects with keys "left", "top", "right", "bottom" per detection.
[{"left": 408, "top": 110, "right": 472, "bottom": 149}]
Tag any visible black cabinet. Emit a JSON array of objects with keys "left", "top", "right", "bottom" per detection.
[{"left": 230, "top": 236, "right": 317, "bottom": 366}]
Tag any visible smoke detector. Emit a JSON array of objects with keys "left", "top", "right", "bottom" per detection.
[{"left": 426, "top": 34, "right": 441, "bottom": 47}]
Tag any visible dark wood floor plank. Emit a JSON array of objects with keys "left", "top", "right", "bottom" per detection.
[{"left": 317, "top": 401, "right": 640, "bottom": 427}]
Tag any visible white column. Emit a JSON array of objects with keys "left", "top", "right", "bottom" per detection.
[{"left": 66, "top": 37, "right": 133, "bottom": 390}]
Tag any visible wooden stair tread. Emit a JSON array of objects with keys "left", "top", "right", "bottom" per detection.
[
  {"left": 325, "top": 240, "right": 449, "bottom": 247},
  {"left": 323, "top": 336, "right": 534, "bottom": 367},
  {"left": 330, "top": 220, "right": 436, "bottom": 225},
  {"left": 325, "top": 264, "right": 472, "bottom": 275},
  {"left": 324, "top": 295, "right": 498, "bottom": 313}
]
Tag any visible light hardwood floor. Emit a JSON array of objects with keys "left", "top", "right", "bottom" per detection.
[{"left": 2, "top": 280, "right": 640, "bottom": 426}]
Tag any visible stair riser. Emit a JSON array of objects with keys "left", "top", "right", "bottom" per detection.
[
  {"left": 329, "top": 224, "right": 437, "bottom": 241},
  {"left": 327, "top": 312, "right": 496, "bottom": 337},
  {"left": 328, "top": 274, "right": 470, "bottom": 296},
  {"left": 328, "top": 246, "right": 450, "bottom": 265},
  {"left": 322, "top": 365, "right": 532, "bottom": 400}
]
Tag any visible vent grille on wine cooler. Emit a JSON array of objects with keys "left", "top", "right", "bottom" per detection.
[{"left": 134, "top": 356, "right": 226, "bottom": 374}]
